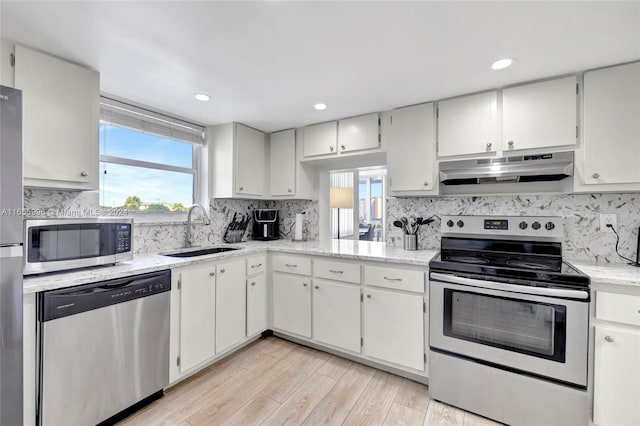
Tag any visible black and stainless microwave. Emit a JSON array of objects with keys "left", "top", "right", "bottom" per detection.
[{"left": 24, "top": 218, "right": 133, "bottom": 275}]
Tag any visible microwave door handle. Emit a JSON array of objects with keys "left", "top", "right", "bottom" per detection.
[{"left": 430, "top": 272, "right": 589, "bottom": 300}]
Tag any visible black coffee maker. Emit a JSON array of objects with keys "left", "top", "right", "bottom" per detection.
[{"left": 253, "top": 209, "right": 280, "bottom": 240}]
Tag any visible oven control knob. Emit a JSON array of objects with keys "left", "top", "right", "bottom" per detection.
[
  {"left": 446, "top": 220, "right": 454, "bottom": 228},
  {"left": 519, "top": 221, "right": 528, "bottom": 230},
  {"left": 545, "top": 221, "right": 555, "bottom": 231},
  {"left": 456, "top": 220, "right": 465, "bottom": 228},
  {"left": 531, "top": 221, "right": 541, "bottom": 230}
]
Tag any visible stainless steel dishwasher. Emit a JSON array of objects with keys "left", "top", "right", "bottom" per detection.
[{"left": 38, "top": 270, "right": 171, "bottom": 426}]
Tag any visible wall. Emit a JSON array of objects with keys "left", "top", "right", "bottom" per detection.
[
  {"left": 386, "top": 193, "right": 640, "bottom": 262},
  {"left": 24, "top": 189, "right": 319, "bottom": 254}
]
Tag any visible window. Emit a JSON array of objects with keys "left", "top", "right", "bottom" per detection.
[
  {"left": 329, "top": 168, "right": 386, "bottom": 242},
  {"left": 99, "top": 97, "right": 205, "bottom": 213}
]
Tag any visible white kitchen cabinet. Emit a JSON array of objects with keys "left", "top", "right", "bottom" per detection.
[
  {"left": 303, "top": 121, "right": 337, "bottom": 157},
  {"left": 312, "top": 279, "right": 361, "bottom": 353},
  {"left": 272, "top": 272, "right": 311, "bottom": 338},
  {"left": 502, "top": 76, "right": 577, "bottom": 152},
  {"left": 209, "top": 122, "right": 266, "bottom": 198},
  {"left": 173, "top": 263, "right": 216, "bottom": 375},
  {"left": 437, "top": 91, "right": 498, "bottom": 158},
  {"left": 247, "top": 274, "right": 268, "bottom": 337},
  {"left": 269, "top": 129, "right": 296, "bottom": 196},
  {"left": 337, "top": 113, "right": 380, "bottom": 153},
  {"left": 15, "top": 45, "right": 99, "bottom": 190},
  {"left": 388, "top": 102, "right": 437, "bottom": 195},
  {"left": 215, "top": 259, "right": 246, "bottom": 354},
  {"left": 363, "top": 287, "right": 424, "bottom": 371},
  {"left": 593, "top": 326, "right": 640, "bottom": 426},
  {"left": 579, "top": 62, "right": 640, "bottom": 189}
]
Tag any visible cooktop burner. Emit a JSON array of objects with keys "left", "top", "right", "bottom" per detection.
[{"left": 444, "top": 255, "right": 491, "bottom": 264}]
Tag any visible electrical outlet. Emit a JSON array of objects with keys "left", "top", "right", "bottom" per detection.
[{"left": 599, "top": 213, "right": 617, "bottom": 232}]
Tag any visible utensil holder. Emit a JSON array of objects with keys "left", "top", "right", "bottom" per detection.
[{"left": 403, "top": 234, "right": 417, "bottom": 251}]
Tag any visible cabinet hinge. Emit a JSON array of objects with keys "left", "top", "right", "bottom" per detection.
[
  {"left": 389, "top": 177, "right": 392, "bottom": 187},
  {"left": 177, "top": 356, "right": 181, "bottom": 367},
  {"left": 576, "top": 126, "right": 579, "bottom": 138},
  {"left": 9, "top": 53, "right": 15, "bottom": 67},
  {"left": 361, "top": 337, "right": 364, "bottom": 347},
  {"left": 576, "top": 83, "right": 579, "bottom": 95},
  {"left": 378, "top": 134, "right": 381, "bottom": 143},
  {"left": 360, "top": 293, "right": 364, "bottom": 302},
  {"left": 177, "top": 279, "right": 181, "bottom": 290},
  {"left": 436, "top": 108, "right": 439, "bottom": 118},
  {"left": 424, "top": 353, "right": 427, "bottom": 364},
  {"left": 423, "top": 301, "right": 426, "bottom": 313},
  {"left": 390, "top": 115, "right": 393, "bottom": 125},
  {"left": 378, "top": 117, "right": 381, "bottom": 126}
]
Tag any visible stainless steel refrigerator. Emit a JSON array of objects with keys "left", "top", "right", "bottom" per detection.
[{"left": 0, "top": 84, "right": 23, "bottom": 425}]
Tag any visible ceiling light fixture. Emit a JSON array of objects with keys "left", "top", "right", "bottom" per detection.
[
  {"left": 491, "top": 58, "right": 514, "bottom": 70},
  {"left": 314, "top": 103, "right": 328, "bottom": 111},
  {"left": 194, "top": 93, "right": 211, "bottom": 102}
]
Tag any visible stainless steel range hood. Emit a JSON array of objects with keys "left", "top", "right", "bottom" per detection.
[{"left": 439, "top": 151, "right": 574, "bottom": 185}]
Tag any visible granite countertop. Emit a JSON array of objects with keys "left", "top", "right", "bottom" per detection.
[
  {"left": 23, "top": 240, "right": 438, "bottom": 294},
  {"left": 567, "top": 259, "right": 640, "bottom": 288}
]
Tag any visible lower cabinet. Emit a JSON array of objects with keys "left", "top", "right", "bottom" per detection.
[
  {"left": 272, "top": 272, "right": 311, "bottom": 337},
  {"left": 175, "top": 263, "right": 216, "bottom": 375},
  {"left": 312, "top": 279, "right": 361, "bottom": 353},
  {"left": 593, "top": 325, "right": 640, "bottom": 426},
  {"left": 363, "top": 287, "right": 425, "bottom": 371},
  {"left": 247, "top": 274, "right": 268, "bottom": 337},
  {"left": 215, "top": 259, "right": 246, "bottom": 354}
]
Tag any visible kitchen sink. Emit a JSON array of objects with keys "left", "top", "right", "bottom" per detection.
[{"left": 162, "top": 247, "right": 240, "bottom": 258}]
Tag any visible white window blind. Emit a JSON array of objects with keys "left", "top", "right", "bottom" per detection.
[{"left": 99, "top": 97, "right": 205, "bottom": 145}]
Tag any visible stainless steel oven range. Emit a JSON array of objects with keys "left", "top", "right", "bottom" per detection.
[{"left": 429, "top": 215, "right": 590, "bottom": 426}]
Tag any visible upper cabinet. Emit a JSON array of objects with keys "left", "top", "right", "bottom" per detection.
[
  {"left": 270, "top": 129, "right": 296, "bottom": 196},
  {"left": 437, "top": 91, "right": 498, "bottom": 158},
  {"left": 502, "top": 76, "right": 578, "bottom": 152},
  {"left": 302, "top": 113, "right": 380, "bottom": 159},
  {"left": 303, "top": 121, "right": 337, "bottom": 157},
  {"left": 210, "top": 122, "right": 266, "bottom": 199},
  {"left": 388, "top": 103, "right": 437, "bottom": 196},
  {"left": 15, "top": 45, "right": 99, "bottom": 190},
  {"left": 577, "top": 62, "right": 640, "bottom": 191},
  {"left": 1, "top": 39, "right": 14, "bottom": 87},
  {"left": 337, "top": 113, "right": 380, "bottom": 153}
]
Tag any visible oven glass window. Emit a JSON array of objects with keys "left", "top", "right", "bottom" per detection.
[{"left": 444, "top": 289, "right": 566, "bottom": 362}]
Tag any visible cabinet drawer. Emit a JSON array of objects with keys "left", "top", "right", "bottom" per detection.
[
  {"left": 314, "top": 259, "right": 361, "bottom": 284},
  {"left": 272, "top": 255, "right": 311, "bottom": 276},
  {"left": 596, "top": 291, "right": 640, "bottom": 326},
  {"left": 364, "top": 264, "right": 424, "bottom": 293},
  {"left": 246, "top": 255, "right": 266, "bottom": 276}
]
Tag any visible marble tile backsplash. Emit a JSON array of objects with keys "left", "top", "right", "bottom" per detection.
[{"left": 386, "top": 193, "right": 640, "bottom": 262}]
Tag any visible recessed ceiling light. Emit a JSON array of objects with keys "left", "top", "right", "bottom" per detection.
[
  {"left": 491, "top": 58, "right": 514, "bottom": 70},
  {"left": 314, "top": 103, "right": 328, "bottom": 111},
  {"left": 194, "top": 93, "right": 211, "bottom": 102}
]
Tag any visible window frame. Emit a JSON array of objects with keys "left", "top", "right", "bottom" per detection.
[{"left": 98, "top": 96, "right": 205, "bottom": 216}]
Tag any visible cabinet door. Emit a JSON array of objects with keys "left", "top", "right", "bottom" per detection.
[
  {"left": 338, "top": 113, "right": 379, "bottom": 153},
  {"left": 593, "top": 326, "right": 640, "bottom": 426},
  {"left": 15, "top": 45, "right": 99, "bottom": 189},
  {"left": 503, "top": 76, "right": 577, "bottom": 151},
  {"left": 272, "top": 273, "right": 311, "bottom": 337},
  {"left": 247, "top": 274, "right": 268, "bottom": 337},
  {"left": 388, "top": 103, "right": 436, "bottom": 194},
  {"left": 312, "top": 280, "right": 361, "bottom": 353},
  {"left": 363, "top": 288, "right": 424, "bottom": 371},
  {"left": 215, "top": 259, "right": 246, "bottom": 354},
  {"left": 235, "top": 123, "right": 265, "bottom": 196},
  {"left": 270, "top": 129, "right": 296, "bottom": 196},
  {"left": 303, "top": 121, "right": 337, "bottom": 157},
  {"left": 438, "top": 91, "right": 497, "bottom": 157},
  {"left": 179, "top": 264, "right": 216, "bottom": 373},
  {"left": 583, "top": 62, "right": 640, "bottom": 185}
]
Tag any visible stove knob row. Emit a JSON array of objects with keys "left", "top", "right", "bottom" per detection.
[
  {"left": 457, "top": 220, "right": 465, "bottom": 228},
  {"left": 446, "top": 220, "right": 454, "bottom": 227},
  {"left": 545, "top": 221, "right": 555, "bottom": 230},
  {"left": 519, "top": 221, "right": 528, "bottom": 230},
  {"left": 445, "top": 219, "right": 465, "bottom": 228},
  {"left": 531, "top": 221, "right": 541, "bottom": 230}
]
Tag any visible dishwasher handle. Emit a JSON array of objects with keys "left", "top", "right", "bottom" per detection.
[{"left": 41, "top": 270, "right": 171, "bottom": 321}]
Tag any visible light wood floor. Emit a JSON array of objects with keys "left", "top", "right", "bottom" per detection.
[{"left": 118, "top": 336, "right": 501, "bottom": 426}]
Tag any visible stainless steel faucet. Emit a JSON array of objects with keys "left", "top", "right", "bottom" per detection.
[{"left": 186, "top": 204, "right": 210, "bottom": 247}]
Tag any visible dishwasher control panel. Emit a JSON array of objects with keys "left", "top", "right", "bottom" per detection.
[{"left": 40, "top": 270, "right": 171, "bottom": 321}]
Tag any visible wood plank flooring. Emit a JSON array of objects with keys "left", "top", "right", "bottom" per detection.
[{"left": 117, "top": 337, "right": 501, "bottom": 426}]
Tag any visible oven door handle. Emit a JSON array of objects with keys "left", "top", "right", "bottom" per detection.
[{"left": 430, "top": 272, "right": 589, "bottom": 300}]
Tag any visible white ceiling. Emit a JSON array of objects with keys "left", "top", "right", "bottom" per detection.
[{"left": 1, "top": 1, "right": 639, "bottom": 132}]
